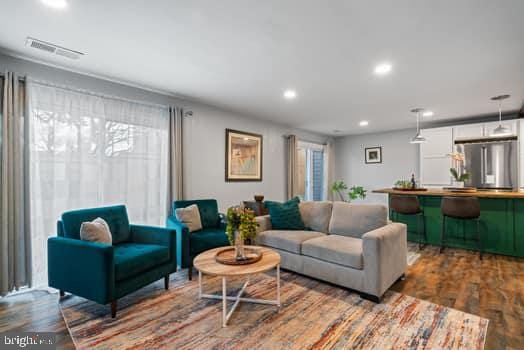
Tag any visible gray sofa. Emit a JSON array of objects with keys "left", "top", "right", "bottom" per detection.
[{"left": 255, "top": 201, "right": 407, "bottom": 302}]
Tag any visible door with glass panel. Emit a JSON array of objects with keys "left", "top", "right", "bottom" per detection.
[{"left": 296, "top": 142, "right": 325, "bottom": 201}]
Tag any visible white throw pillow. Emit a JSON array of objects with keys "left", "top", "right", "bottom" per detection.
[
  {"left": 80, "top": 217, "right": 112, "bottom": 244},
  {"left": 175, "top": 204, "right": 203, "bottom": 232}
]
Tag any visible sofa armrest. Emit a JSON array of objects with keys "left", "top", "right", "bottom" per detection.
[
  {"left": 130, "top": 224, "right": 176, "bottom": 262},
  {"left": 47, "top": 237, "right": 115, "bottom": 304},
  {"left": 166, "top": 216, "right": 191, "bottom": 268},
  {"left": 362, "top": 222, "right": 407, "bottom": 298},
  {"left": 255, "top": 215, "right": 272, "bottom": 234}
]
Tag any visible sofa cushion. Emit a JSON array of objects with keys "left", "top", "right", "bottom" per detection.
[
  {"left": 61, "top": 205, "right": 130, "bottom": 244},
  {"left": 265, "top": 197, "right": 305, "bottom": 230},
  {"left": 114, "top": 243, "right": 170, "bottom": 281},
  {"left": 257, "top": 230, "right": 325, "bottom": 254},
  {"left": 328, "top": 202, "right": 388, "bottom": 238},
  {"left": 299, "top": 201, "right": 332, "bottom": 232},
  {"left": 190, "top": 228, "right": 229, "bottom": 255},
  {"left": 302, "top": 235, "right": 363, "bottom": 269}
]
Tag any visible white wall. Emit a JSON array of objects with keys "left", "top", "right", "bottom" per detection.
[
  {"left": 334, "top": 129, "right": 419, "bottom": 206},
  {"left": 0, "top": 53, "right": 327, "bottom": 212}
]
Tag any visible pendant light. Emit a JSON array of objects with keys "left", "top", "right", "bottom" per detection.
[
  {"left": 410, "top": 108, "right": 426, "bottom": 144},
  {"left": 490, "top": 94, "right": 511, "bottom": 136}
]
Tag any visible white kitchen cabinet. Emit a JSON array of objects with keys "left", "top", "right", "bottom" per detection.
[
  {"left": 484, "top": 120, "right": 518, "bottom": 136},
  {"left": 419, "top": 127, "right": 453, "bottom": 186},
  {"left": 453, "top": 124, "right": 485, "bottom": 140}
]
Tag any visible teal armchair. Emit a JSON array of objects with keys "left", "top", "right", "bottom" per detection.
[
  {"left": 166, "top": 199, "right": 229, "bottom": 279},
  {"left": 47, "top": 205, "right": 176, "bottom": 318}
]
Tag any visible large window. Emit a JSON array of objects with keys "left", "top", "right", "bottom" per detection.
[
  {"left": 296, "top": 141, "right": 326, "bottom": 201},
  {"left": 28, "top": 82, "right": 170, "bottom": 287}
]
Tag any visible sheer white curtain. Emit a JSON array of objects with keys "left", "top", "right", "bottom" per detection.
[{"left": 28, "top": 81, "right": 170, "bottom": 288}]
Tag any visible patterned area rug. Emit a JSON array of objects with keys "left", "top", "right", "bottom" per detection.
[{"left": 60, "top": 270, "right": 488, "bottom": 350}]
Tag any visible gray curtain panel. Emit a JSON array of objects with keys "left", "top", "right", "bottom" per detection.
[
  {"left": 325, "top": 139, "right": 336, "bottom": 201},
  {"left": 287, "top": 135, "right": 297, "bottom": 200},
  {"left": 1, "top": 72, "right": 32, "bottom": 296},
  {"left": 167, "top": 106, "right": 184, "bottom": 212}
]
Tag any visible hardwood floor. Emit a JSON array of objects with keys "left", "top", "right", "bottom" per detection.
[{"left": 1, "top": 246, "right": 522, "bottom": 349}]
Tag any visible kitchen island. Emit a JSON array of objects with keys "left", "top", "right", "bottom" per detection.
[{"left": 373, "top": 188, "right": 524, "bottom": 257}]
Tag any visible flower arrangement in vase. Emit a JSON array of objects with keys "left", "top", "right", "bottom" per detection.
[
  {"left": 448, "top": 152, "right": 470, "bottom": 187},
  {"left": 225, "top": 207, "right": 258, "bottom": 260}
]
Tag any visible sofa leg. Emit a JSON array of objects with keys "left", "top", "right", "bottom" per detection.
[
  {"left": 359, "top": 292, "right": 381, "bottom": 303},
  {"left": 111, "top": 301, "right": 117, "bottom": 318},
  {"left": 188, "top": 267, "right": 193, "bottom": 280},
  {"left": 164, "top": 275, "right": 169, "bottom": 290},
  {"left": 59, "top": 290, "right": 65, "bottom": 298}
]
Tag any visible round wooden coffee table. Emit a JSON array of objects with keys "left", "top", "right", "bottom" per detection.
[{"left": 193, "top": 246, "right": 281, "bottom": 327}]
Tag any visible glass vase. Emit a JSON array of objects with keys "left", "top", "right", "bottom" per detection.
[{"left": 234, "top": 230, "right": 246, "bottom": 260}]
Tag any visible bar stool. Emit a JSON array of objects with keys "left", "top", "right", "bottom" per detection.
[
  {"left": 390, "top": 195, "right": 427, "bottom": 249},
  {"left": 440, "top": 196, "right": 482, "bottom": 259}
]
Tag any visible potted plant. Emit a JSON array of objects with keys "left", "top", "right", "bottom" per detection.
[
  {"left": 225, "top": 207, "right": 258, "bottom": 260},
  {"left": 448, "top": 152, "right": 470, "bottom": 187},
  {"left": 330, "top": 180, "right": 367, "bottom": 202}
]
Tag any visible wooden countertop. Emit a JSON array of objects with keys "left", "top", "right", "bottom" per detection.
[{"left": 373, "top": 188, "right": 524, "bottom": 199}]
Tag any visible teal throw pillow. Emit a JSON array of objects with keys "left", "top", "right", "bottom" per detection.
[{"left": 265, "top": 197, "right": 305, "bottom": 230}]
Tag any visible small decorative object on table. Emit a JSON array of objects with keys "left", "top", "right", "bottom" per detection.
[
  {"left": 225, "top": 206, "right": 258, "bottom": 261},
  {"left": 393, "top": 178, "right": 427, "bottom": 191},
  {"left": 448, "top": 152, "right": 470, "bottom": 188}
]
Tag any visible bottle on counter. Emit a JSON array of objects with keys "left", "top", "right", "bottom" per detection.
[{"left": 411, "top": 174, "right": 416, "bottom": 189}]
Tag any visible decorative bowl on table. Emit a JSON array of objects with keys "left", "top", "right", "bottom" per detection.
[
  {"left": 215, "top": 247, "right": 263, "bottom": 265},
  {"left": 254, "top": 194, "right": 264, "bottom": 202}
]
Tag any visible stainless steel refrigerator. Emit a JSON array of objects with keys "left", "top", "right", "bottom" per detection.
[{"left": 455, "top": 137, "right": 518, "bottom": 190}]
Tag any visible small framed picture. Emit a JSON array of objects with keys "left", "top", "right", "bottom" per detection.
[{"left": 365, "top": 147, "right": 382, "bottom": 164}]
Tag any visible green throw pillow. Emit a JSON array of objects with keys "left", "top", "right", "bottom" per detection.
[{"left": 265, "top": 197, "right": 305, "bottom": 230}]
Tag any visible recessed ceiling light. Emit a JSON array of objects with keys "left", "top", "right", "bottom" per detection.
[
  {"left": 41, "top": 0, "right": 68, "bottom": 9},
  {"left": 422, "top": 110, "right": 434, "bottom": 117},
  {"left": 283, "top": 89, "right": 297, "bottom": 99},
  {"left": 374, "top": 62, "right": 392, "bottom": 76},
  {"left": 359, "top": 120, "right": 369, "bottom": 127}
]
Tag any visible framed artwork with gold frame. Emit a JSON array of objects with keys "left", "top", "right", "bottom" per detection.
[{"left": 225, "top": 129, "right": 263, "bottom": 182}]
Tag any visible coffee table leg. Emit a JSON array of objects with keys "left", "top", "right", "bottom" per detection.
[
  {"left": 222, "top": 277, "right": 227, "bottom": 327},
  {"left": 277, "top": 264, "right": 281, "bottom": 307}
]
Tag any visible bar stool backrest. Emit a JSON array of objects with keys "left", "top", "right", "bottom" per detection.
[
  {"left": 441, "top": 196, "right": 480, "bottom": 219},
  {"left": 390, "top": 195, "right": 421, "bottom": 215}
]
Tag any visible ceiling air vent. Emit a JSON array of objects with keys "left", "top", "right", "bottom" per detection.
[{"left": 25, "top": 37, "right": 84, "bottom": 60}]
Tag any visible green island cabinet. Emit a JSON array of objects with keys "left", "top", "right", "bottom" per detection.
[{"left": 387, "top": 194, "right": 524, "bottom": 258}]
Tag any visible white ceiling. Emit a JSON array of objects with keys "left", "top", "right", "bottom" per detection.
[{"left": 1, "top": 0, "right": 523, "bottom": 135}]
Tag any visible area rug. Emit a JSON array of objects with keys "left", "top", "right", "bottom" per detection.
[{"left": 60, "top": 271, "right": 488, "bottom": 350}]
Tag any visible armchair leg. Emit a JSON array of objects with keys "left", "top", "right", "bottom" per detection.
[
  {"left": 164, "top": 275, "right": 169, "bottom": 290},
  {"left": 59, "top": 290, "right": 65, "bottom": 298},
  {"left": 111, "top": 301, "right": 117, "bottom": 318},
  {"left": 188, "top": 267, "right": 193, "bottom": 280}
]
